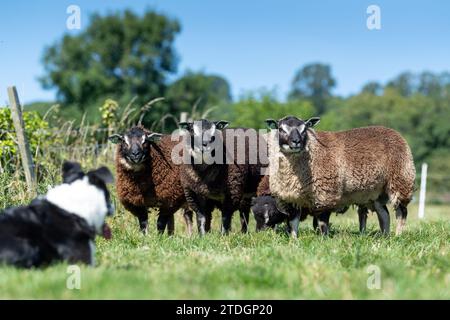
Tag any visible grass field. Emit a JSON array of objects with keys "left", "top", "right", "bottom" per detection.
[{"left": 0, "top": 197, "right": 448, "bottom": 299}]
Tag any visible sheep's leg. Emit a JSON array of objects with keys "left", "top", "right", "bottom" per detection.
[
  {"left": 358, "top": 206, "right": 369, "bottom": 233},
  {"left": 167, "top": 214, "right": 175, "bottom": 236},
  {"left": 313, "top": 216, "right": 318, "bottom": 230},
  {"left": 318, "top": 211, "right": 331, "bottom": 236},
  {"left": 183, "top": 209, "right": 194, "bottom": 236},
  {"left": 203, "top": 200, "right": 215, "bottom": 233},
  {"left": 288, "top": 214, "right": 301, "bottom": 238},
  {"left": 125, "top": 204, "right": 149, "bottom": 235},
  {"left": 137, "top": 214, "right": 149, "bottom": 235},
  {"left": 184, "top": 189, "right": 207, "bottom": 236},
  {"left": 205, "top": 211, "right": 212, "bottom": 233},
  {"left": 221, "top": 211, "right": 233, "bottom": 235},
  {"left": 239, "top": 199, "right": 251, "bottom": 233},
  {"left": 196, "top": 211, "right": 207, "bottom": 236},
  {"left": 278, "top": 202, "right": 300, "bottom": 238},
  {"left": 395, "top": 204, "right": 408, "bottom": 235},
  {"left": 374, "top": 201, "right": 390, "bottom": 235},
  {"left": 239, "top": 211, "right": 250, "bottom": 233},
  {"left": 157, "top": 214, "right": 169, "bottom": 235},
  {"left": 221, "top": 198, "right": 234, "bottom": 235}
]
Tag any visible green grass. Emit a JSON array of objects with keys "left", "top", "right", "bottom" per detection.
[{"left": 0, "top": 199, "right": 448, "bottom": 299}]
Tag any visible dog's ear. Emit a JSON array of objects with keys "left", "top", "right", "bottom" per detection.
[
  {"left": 89, "top": 166, "right": 114, "bottom": 184},
  {"left": 62, "top": 161, "right": 84, "bottom": 184}
]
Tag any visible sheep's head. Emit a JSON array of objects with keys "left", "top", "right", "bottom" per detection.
[
  {"left": 265, "top": 116, "right": 320, "bottom": 153},
  {"left": 251, "top": 196, "right": 288, "bottom": 231},
  {"left": 108, "top": 126, "right": 162, "bottom": 169},
  {"left": 179, "top": 119, "right": 229, "bottom": 157}
]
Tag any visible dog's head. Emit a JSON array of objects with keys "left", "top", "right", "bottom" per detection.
[
  {"left": 251, "top": 196, "right": 288, "bottom": 231},
  {"left": 46, "top": 161, "right": 115, "bottom": 239}
]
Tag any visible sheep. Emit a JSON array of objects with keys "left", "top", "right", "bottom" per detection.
[
  {"left": 265, "top": 116, "right": 415, "bottom": 237},
  {"left": 178, "top": 119, "right": 266, "bottom": 235},
  {"left": 252, "top": 175, "right": 369, "bottom": 235},
  {"left": 109, "top": 126, "right": 194, "bottom": 235}
]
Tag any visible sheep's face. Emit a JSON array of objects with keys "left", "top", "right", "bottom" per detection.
[
  {"left": 108, "top": 127, "right": 162, "bottom": 167},
  {"left": 179, "top": 119, "right": 229, "bottom": 156},
  {"left": 266, "top": 116, "right": 320, "bottom": 153},
  {"left": 251, "top": 196, "right": 287, "bottom": 231}
]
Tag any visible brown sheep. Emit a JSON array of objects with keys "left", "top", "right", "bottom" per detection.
[
  {"left": 109, "top": 126, "right": 194, "bottom": 235},
  {"left": 265, "top": 116, "right": 415, "bottom": 237},
  {"left": 178, "top": 119, "right": 266, "bottom": 235},
  {"left": 252, "top": 175, "right": 373, "bottom": 234}
]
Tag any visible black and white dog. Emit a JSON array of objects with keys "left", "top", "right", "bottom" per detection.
[{"left": 0, "top": 161, "right": 114, "bottom": 268}]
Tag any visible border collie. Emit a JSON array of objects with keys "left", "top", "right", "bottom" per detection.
[{"left": 0, "top": 161, "right": 114, "bottom": 268}]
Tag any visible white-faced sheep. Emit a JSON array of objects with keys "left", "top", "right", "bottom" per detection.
[
  {"left": 251, "top": 175, "right": 371, "bottom": 235},
  {"left": 265, "top": 116, "right": 416, "bottom": 237},
  {"left": 178, "top": 119, "right": 266, "bottom": 235}
]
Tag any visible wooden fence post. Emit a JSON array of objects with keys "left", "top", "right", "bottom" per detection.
[{"left": 7, "top": 86, "right": 37, "bottom": 196}]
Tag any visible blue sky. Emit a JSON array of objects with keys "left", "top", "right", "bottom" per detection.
[{"left": 1, "top": 0, "right": 450, "bottom": 104}]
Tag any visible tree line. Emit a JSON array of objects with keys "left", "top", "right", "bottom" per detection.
[{"left": 25, "top": 9, "right": 450, "bottom": 200}]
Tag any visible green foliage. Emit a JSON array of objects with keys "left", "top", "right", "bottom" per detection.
[
  {"left": 163, "top": 70, "right": 232, "bottom": 124},
  {"left": 320, "top": 88, "right": 450, "bottom": 164},
  {"left": 0, "top": 108, "right": 53, "bottom": 169},
  {"left": 100, "top": 99, "right": 119, "bottom": 128},
  {"left": 386, "top": 71, "right": 450, "bottom": 98},
  {"left": 40, "top": 10, "right": 181, "bottom": 109},
  {"left": 226, "top": 91, "right": 316, "bottom": 129},
  {"left": 288, "top": 63, "right": 336, "bottom": 114},
  {"left": 361, "top": 81, "right": 383, "bottom": 95}
]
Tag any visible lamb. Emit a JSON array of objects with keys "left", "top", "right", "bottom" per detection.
[
  {"left": 252, "top": 175, "right": 370, "bottom": 234},
  {"left": 265, "top": 116, "right": 415, "bottom": 237},
  {"left": 178, "top": 119, "right": 266, "bottom": 235},
  {"left": 109, "top": 126, "right": 195, "bottom": 235}
]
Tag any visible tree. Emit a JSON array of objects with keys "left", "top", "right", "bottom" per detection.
[
  {"left": 386, "top": 72, "right": 416, "bottom": 96},
  {"left": 165, "top": 71, "right": 232, "bottom": 114},
  {"left": 288, "top": 63, "right": 336, "bottom": 114},
  {"left": 229, "top": 90, "right": 316, "bottom": 129},
  {"left": 361, "top": 81, "right": 383, "bottom": 95},
  {"left": 40, "top": 10, "right": 181, "bottom": 111}
]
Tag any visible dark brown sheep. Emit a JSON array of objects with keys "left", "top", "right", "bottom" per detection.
[
  {"left": 178, "top": 119, "right": 266, "bottom": 235},
  {"left": 109, "top": 126, "right": 194, "bottom": 235}
]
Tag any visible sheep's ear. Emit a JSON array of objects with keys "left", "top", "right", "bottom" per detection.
[
  {"left": 275, "top": 200, "right": 290, "bottom": 216},
  {"left": 146, "top": 133, "right": 163, "bottom": 143},
  {"left": 62, "top": 161, "right": 84, "bottom": 184},
  {"left": 251, "top": 196, "right": 257, "bottom": 206},
  {"left": 214, "top": 120, "right": 229, "bottom": 130},
  {"left": 265, "top": 119, "right": 278, "bottom": 130},
  {"left": 305, "top": 117, "right": 320, "bottom": 128},
  {"left": 108, "top": 134, "right": 123, "bottom": 144},
  {"left": 89, "top": 166, "right": 114, "bottom": 184},
  {"left": 179, "top": 122, "right": 192, "bottom": 131}
]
